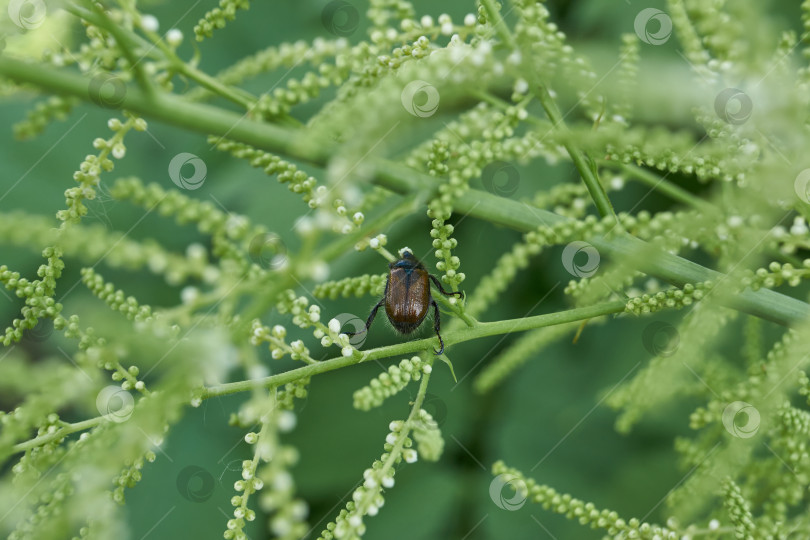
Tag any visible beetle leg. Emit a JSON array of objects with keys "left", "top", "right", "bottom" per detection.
[
  {"left": 429, "top": 274, "right": 464, "bottom": 299},
  {"left": 431, "top": 298, "right": 445, "bottom": 355},
  {"left": 346, "top": 298, "right": 384, "bottom": 336}
]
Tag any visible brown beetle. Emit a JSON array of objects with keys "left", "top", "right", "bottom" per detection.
[{"left": 348, "top": 250, "right": 463, "bottom": 354}]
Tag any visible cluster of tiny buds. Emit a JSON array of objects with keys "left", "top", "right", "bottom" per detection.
[
  {"left": 332, "top": 198, "right": 364, "bottom": 234},
  {"left": 735, "top": 261, "right": 810, "bottom": 290},
  {"left": 353, "top": 356, "right": 429, "bottom": 410},
  {"left": 138, "top": 14, "right": 183, "bottom": 47},
  {"left": 376, "top": 35, "right": 430, "bottom": 69},
  {"left": 625, "top": 282, "right": 713, "bottom": 315},
  {"left": 251, "top": 321, "right": 314, "bottom": 362},
  {"left": 491, "top": 461, "right": 677, "bottom": 538},
  {"left": 355, "top": 233, "right": 388, "bottom": 252},
  {"left": 429, "top": 213, "right": 465, "bottom": 289},
  {"left": 371, "top": 12, "right": 476, "bottom": 46},
  {"left": 227, "top": 424, "right": 270, "bottom": 539},
  {"left": 325, "top": 418, "right": 423, "bottom": 538},
  {"left": 277, "top": 292, "right": 321, "bottom": 330},
  {"left": 112, "top": 364, "right": 145, "bottom": 392},
  {"left": 91, "top": 117, "right": 144, "bottom": 161},
  {"left": 386, "top": 421, "right": 417, "bottom": 464},
  {"left": 325, "top": 318, "right": 355, "bottom": 357}
]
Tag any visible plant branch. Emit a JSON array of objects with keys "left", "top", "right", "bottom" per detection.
[
  {"left": 0, "top": 58, "right": 807, "bottom": 326},
  {"left": 5, "top": 300, "right": 624, "bottom": 456},
  {"left": 480, "top": 0, "right": 517, "bottom": 49},
  {"left": 10, "top": 416, "right": 106, "bottom": 454},
  {"left": 202, "top": 299, "right": 626, "bottom": 400},
  {"left": 534, "top": 84, "right": 619, "bottom": 224}
]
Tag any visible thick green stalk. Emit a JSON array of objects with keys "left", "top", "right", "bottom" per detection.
[{"left": 0, "top": 58, "right": 807, "bottom": 326}]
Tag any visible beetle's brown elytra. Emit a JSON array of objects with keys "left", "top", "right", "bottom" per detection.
[{"left": 347, "top": 250, "right": 463, "bottom": 354}]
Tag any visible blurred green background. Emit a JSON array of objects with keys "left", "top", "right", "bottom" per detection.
[{"left": 1, "top": 0, "right": 803, "bottom": 538}]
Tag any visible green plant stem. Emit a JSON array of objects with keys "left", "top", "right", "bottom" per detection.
[
  {"left": 7, "top": 300, "right": 624, "bottom": 456},
  {"left": 68, "top": 2, "right": 256, "bottom": 110},
  {"left": 357, "top": 355, "right": 432, "bottom": 520},
  {"left": 10, "top": 416, "right": 105, "bottom": 454},
  {"left": 480, "top": 0, "right": 517, "bottom": 49},
  {"left": 534, "top": 85, "right": 619, "bottom": 224},
  {"left": 1, "top": 58, "right": 807, "bottom": 326},
  {"left": 87, "top": 2, "right": 155, "bottom": 97},
  {"left": 478, "top": 0, "right": 618, "bottom": 223},
  {"left": 202, "top": 299, "right": 626, "bottom": 400}
]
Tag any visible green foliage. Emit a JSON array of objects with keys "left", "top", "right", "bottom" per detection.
[{"left": 2, "top": 0, "right": 810, "bottom": 538}]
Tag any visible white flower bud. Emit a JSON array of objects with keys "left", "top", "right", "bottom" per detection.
[
  {"left": 403, "top": 449, "right": 418, "bottom": 463},
  {"left": 166, "top": 28, "right": 183, "bottom": 46},
  {"left": 140, "top": 14, "right": 159, "bottom": 32}
]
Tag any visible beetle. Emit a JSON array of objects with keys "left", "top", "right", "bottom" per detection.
[{"left": 347, "top": 250, "right": 463, "bottom": 354}]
